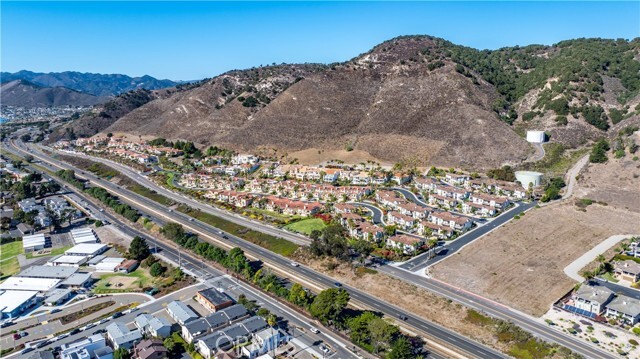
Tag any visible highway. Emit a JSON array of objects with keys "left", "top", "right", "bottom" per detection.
[
  {"left": 6, "top": 139, "right": 504, "bottom": 359},
  {"left": 42, "top": 146, "right": 311, "bottom": 245},
  {"left": 2, "top": 155, "right": 364, "bottom": 359},
  {"left": 8, "top": 138, "right": 618, "bottom": 359}
]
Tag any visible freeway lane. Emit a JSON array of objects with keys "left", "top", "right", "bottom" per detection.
[
  {"left": 11, "top": 139, "right": 616, "bottom": 359},
  {"left": 5, "top": 149, "right": 362, "bottom": 359},
  {"left": 41, "top": 145, "right": 311, "bottom": 245},
  {"left": 8, "top": 140, "right": 504, "bottom": 359}
]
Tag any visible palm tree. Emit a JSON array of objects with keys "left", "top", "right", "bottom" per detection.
[{"left": 266, "top": 314, "right": 278, "bottom": 357}]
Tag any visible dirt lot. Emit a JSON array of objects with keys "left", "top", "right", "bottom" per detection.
[
  {"left": 432, "top": 202, "right": 640, "bottom": 317},
  {"left": 573, "top": 145, "right": 640, "bottom": 213},
  {"left": 94, "top": 225, "right": 133, "bottom": 247}
]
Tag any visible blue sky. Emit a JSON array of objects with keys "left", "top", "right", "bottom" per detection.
[{"left": 2, "top": 1, "right": 639, "bottom": 80}]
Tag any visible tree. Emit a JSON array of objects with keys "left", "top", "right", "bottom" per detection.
[
  {"left": 387, "top": 337, "right": 413, "bottom": 359},
  {"left": 150, "top": 262, "right": 166, "bottom": 277},
  {"left": 347, "top": 311, "right": 377, "bottom": 346},
  {"left": 590, "top": 138, "right": 610, "bottom": 163},
  {"left": 161, "top": 222, "right": 185, "bottom": 242},
  {"left": 128, "top": 236, "right": 150, "bottom": 260},
  {"left": 107, "top": 132, "right": 113, "bottom": 138},
  {"left": 113, "top": 348, "right": 130, "bottom": 359},
  {"left": 288, "top": 283, "right": 311, "bottom": 308},
  {"left": 368, "top": 317, "right": 398, "bottom": 354},
  {"left": 309, "top": 288, "right": 350, "bottom": 325},
  {"left": 164, "top": 337, "right": 176, "bottom": 353},
  {"left": 172, "top": 267, "right": 184, "bottom": 281}
]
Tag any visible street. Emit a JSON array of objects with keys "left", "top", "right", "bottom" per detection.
[{"left": 6, "top": 138, "right": 618, "bottom": 359}]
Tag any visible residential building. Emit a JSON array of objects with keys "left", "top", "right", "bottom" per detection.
[
  {"left": 386, "top": 235, "right": 424, "bottom": 254},
  {"left": 167, "top": 300, "right": 199, "bottom": 325},
  {"left": 241, "top": 329, "right": 282, "bottom": 359},
  {"left": 572, "top": 285, "right": 614, "bottom": 315},
  {"left": 135, "top": 313, "right": 172, "bottom": 338},
  {"left": 60, "top": 334, "right": 109, "bottom": 359},
  {"left": 605, "top": 295, "right": 640, "bottom": 325},
  {"left": 197, "top": 316, "right": 269, "bottom": 359},
  {"left": 106, "top": 322, "right": 143, "bottom": 349},
  {"left": 181, "top": 304, "right": 249, "bottom": 343},
  {"left": 196, "top": 288, "right": 235, "bottom": 313},
  {"left": 133, "top": 339, "right": 169, "bottom": 359},
  {"left": 612, "top": 260, "right": 640, "bottom": 283}
]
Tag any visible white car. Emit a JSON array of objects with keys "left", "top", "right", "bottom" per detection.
[
  {"left": 319, "top": 344, "right": 330, "bottom": 354},
  {"left": 309, "top": 326, "right": 319, "bottom": 334},
  {"left": 290, "top": 261, "right": 299, "bottom": 267}
]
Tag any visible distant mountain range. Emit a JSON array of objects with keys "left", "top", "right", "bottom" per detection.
[
  {"left": 1, "top": 70, "right": 178, "bottom": 97},
  {"left": 0, "top": 79, "right": 105, "bottom": 108}
]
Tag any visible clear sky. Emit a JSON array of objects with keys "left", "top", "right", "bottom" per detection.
[{"left": 2, "top": 1, "right": 639, "bottom": 80}]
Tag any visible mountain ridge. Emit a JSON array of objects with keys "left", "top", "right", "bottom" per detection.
[
  {"left": 1, "top": 70, "right": 178, "bottom": 97},
  {"left": 0, "top": 79, "right": 105, "bottom": 108},
  {"left": 61, "top": 35, "right": 640, "bottom": 169}
]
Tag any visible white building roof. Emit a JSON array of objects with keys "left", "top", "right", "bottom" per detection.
[
  {"left": 0, "top": 277, "right": 60, "bottom": 292},
  {"left": 72, "top": 233, "right": 98, "bottom": 244},
  {"left": 71, "top": 228, "right": 94, "bottom": 235},
  {"left": 65, "top": 243, "right": 107, "bottom": 256},
  {"left": 49, "top": 255, "right": 87, "bottom": 265},
  {"left": 0, "top": 290, "right": 38, "bottom": 314},
  {"left": 23, "top": 233, "right": 46, "bottom": 248}
]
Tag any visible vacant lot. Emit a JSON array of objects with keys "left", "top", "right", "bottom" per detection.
[
  {"left": 95, "top": 267, "right": 152, "bottom": 293},
  {"left": 573, "top": 152, "right": 640, "bottom": 213},
  {"left": 285, "top": 218, "right": 326, "bottom": 235},
  {"left": 432, "top": 202, "right": 640, "bottom": 316}
]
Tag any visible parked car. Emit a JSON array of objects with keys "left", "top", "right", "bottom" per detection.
[
  {"left": 0, "top": 321, "right": 15, "bottom": 328},
  {"left": 111, "top": 312, "right": 123, "bottom": 319},
  {"left": 13, "top": 333, "right": 21, "bottom": 340},
  {"left": 50, "top": 308, "right": 62, "bottom": 314},
  {"left": 20, "top": 332, "right": 28, "bottom": 338},
  {"left": 36, "top": 341, "right": 49, "bottom": 348},
  {"left": 92, "top": 329, "right": 106, "bottom": 335},
  {"left": 69, "top": 328, "right": 81, "bottom": 335},
  {"left": 20, "top": 348, "right": 34, "bottom": 354}
]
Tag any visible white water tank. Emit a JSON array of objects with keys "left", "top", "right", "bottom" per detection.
[
  {"left": 526, "top": 130, "right": 546, "bottom": 143},
  {"left": 515, "top": 171, "right": 543, "bottom": 189}
]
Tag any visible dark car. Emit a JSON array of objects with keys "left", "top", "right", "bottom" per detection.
[
  {"left": 398, "top": 314, "right": 408, "bottom": 321},
  {"left": 20, "top": 348, "right": 35, "bottom": 354},
  {"left": 111, "top": 312, "right": 123, "bottom": 319},
  {"left": 13, "top": 333, "right": 21, "bottom": 340},
  {"left": 334, "top": 282, "right": 342, "bottom": 287},
  {"left": 69, "top": 328, "right": 81, "bottom": 335},
  {"left": 222, "top": 235, "right": 229, "bottom": 239},
  {"left": 0, "top": 321, "right": 15, "bottom": 328},
  {"left": 50, "top": 308, "right": 62, "bottom": 314},
  {"left": 92, "top": 329, "right": 106, "bottom": 335},
  {"left": 36, "top": 341, "right": 49, "bottom": 348}
]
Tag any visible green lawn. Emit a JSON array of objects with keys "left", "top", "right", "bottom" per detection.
[
  {"left": 25, "top": 245, "right": 72, "bottom": 259},
  {"left": 285, "top": 218, "right": 327, "bottom": 235},
  {"left": 94, "top": 268, "right": 153, "bottom": 293},
  {"left": 0, "top": 241, "right": 23, "bottom": 261},
  {"left": 0, "top": 241, "right": 23, "bottom": 279},
  {"left": 599, "top": 272, "right": 619, "bottom": 283}
]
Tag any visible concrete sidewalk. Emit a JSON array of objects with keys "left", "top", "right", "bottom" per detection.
[{"left": 564, "top": 234, "right": 639, "bottom": 281}]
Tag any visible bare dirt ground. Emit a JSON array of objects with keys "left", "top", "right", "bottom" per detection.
[
  {"left": 294, "top": 255, "right": 511, "bottom": 353},
  {"left": 431, "top": 202, "right": 640, "bottom": 317},
  {"left": 94, "top": 225, "right": 133, "bottom": 247},
  {"left": 285, "top": 148, "right": 389, "bottom": 166},
  {"left": 573, "top": 144, "right": 640, "bottom": 213}
]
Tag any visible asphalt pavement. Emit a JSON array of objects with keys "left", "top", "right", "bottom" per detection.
[
  {"left": 398, "top": 201, "right": 537, "bottom": 271},
  {"left": 7, "top": 138, "right": 618, "bottom": 359}
]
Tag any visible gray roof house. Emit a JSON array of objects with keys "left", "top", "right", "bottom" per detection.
[
  {"left": 181, "top": 304, "right": 249, "bottom": 343},
  {"left": 106, "top": 322, "right": 143, "bottom": 349},
  {"left": 613, "top": 260, "right": 640, "bottom": 283},
  {"left": 573, "top": 284, "right": 614, "bottom": 315},
  {"left": 196, "top": 316, "right": 269, "bottom": 359},
  {"left": 167, "top": 300, "right": 199, "bottom": 325},
  {"left": 605, "top": 295, "right": 640, "bottom": 325},
  {"left": 135, "top": 313, "right": 172, "bottom": 338}
]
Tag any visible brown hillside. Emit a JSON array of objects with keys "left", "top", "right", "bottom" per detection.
[{"left": 106, "top": 37, "right": 532, "bottom": 170}]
